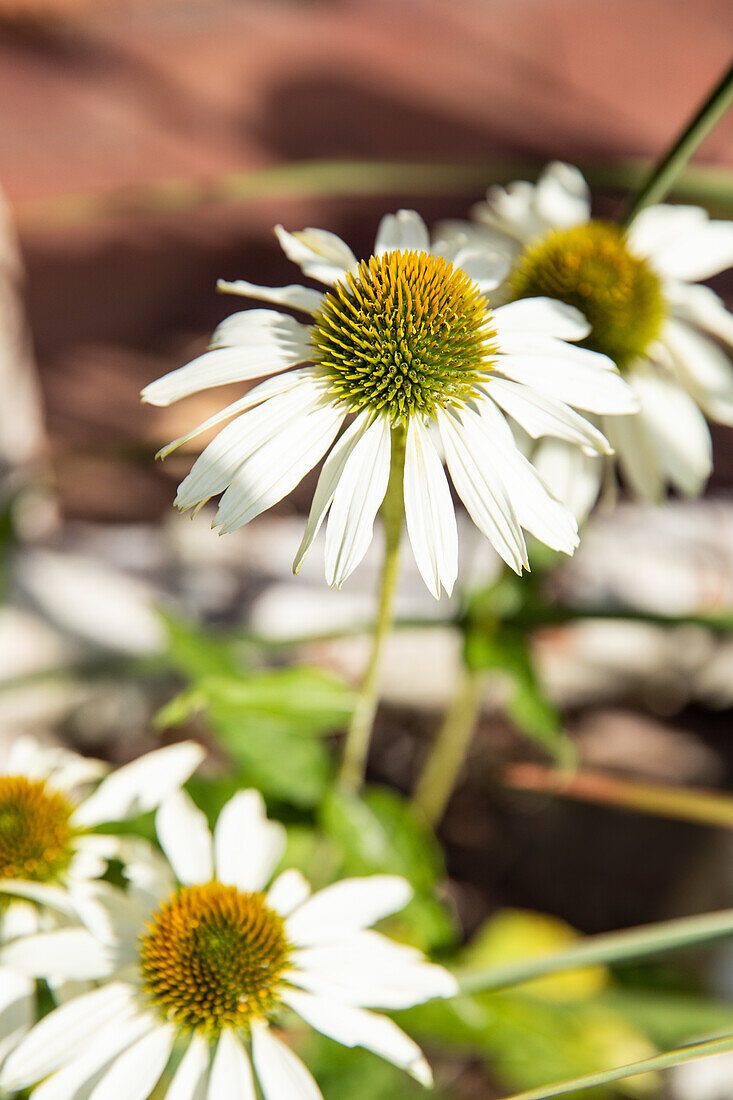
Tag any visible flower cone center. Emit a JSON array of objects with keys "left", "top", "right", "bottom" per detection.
[
  {"left": 140, "top": 883, "right": 290, "bottom": 1032},
  {"left": 509, "top": 221, "right": 665, "bottom": 368},
  {"left": 311, "top": 249, "right": 497, "bottom": 422},
  {"left": 0, "top": 776, "right": 75, "bottom": 882}
]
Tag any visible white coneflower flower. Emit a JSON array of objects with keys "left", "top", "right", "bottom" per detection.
[
  {"left": 142, "top": 211, "right": 636, "bottom": 597},
  {"left": 452, "top": 162, "right": 733, "bottom": 511},
  {"left": 2, "top": 788, "right": 458, "bottom": 1099},
  {"left": 0, "top": 736, "right": 204, "bottom": 938}
]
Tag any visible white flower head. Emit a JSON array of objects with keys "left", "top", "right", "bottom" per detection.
[
  {"left": 457, "top": 162, "right": 733, "bottom": 513},
  {"left": 143, "top": 210, "right": 636, "bottom": 596},
  {"left": 2, "top": 788, "right": 458, "bottom": 1099}
]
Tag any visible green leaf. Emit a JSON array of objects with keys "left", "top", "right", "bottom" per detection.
[
  {"left": 463, "top": 626, "right": 574, "bottom": 766},
  {"left": 597, "top": 989, "right": 733, "bottom": 1050},
  {"left": 159, "top": 612, "right": 250, "bottom": 679},
  {"left": 195, "top": 668, "right": 354, "bottom": 736},
  {"left": 499, "top": 1032, "right": 733, "bottom": 1100}
]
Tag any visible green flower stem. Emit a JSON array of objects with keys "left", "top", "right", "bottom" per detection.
[
  {"left": 411, "top": 667, "right": 482, "bottom": 826},
  {"left": 336, "top": 426, "right": 406, "bottom": 794},
  {"left": 623, "top": 58, "right": 733, "bottom": 226}
]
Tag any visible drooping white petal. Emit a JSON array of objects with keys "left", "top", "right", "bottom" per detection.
[
  {"left": 30, "top": 1013, "right": 154, "bottom": 1100},
  {"left": 207, "top": 1029, "right": 256, "bottom": 1100},
  {"left": 0, "top": 928, "right": 113, "bottom": 982},
  {"left": 214, "top": 402, "right": 345, "bottom": 534},
  {"left": 251, "top": 1024, "right": 323, "bottom": 1100},
  {"left": 87, "top": 1021, "right": 174, "bottom": 1100},
  {"left": 214, "top": 790, "right": 286, "bottom": 892},
  {"left": 1, "top": 982, "right": 136, "bottom": 1088},
  {"left": 533, "top": 162, "right": 591, "bottom": 229},
  {"left": 156, "top": 370, "right": 312, "bottom": 461},
  {"left": 374, "top": 210, "right": 430, "bottom": 255},
  {"left": 663, "top": 318, "right": 733, "bottom": 425},
  {"left": 495, "top": 347, "right": 638, "bottom": 414},
  {"left": 437, "top": 407, "right": 528, "bottom": 573},
  {"left": 267, "top": 870, "right": 312, "bottom": 917},
  {"left": 293, "top": 410, "right": 374, "bottom": 574},
  {"left": 166, "top": 1033, "right": 210, "bottom": 1100},
  {"left": 493, "top": 297, "right": 590, "bottom": 341},
  {"left": 275, "top": 225, "right": 357, "bottom": 286},
  {"left": 284, "top": 990, "right": 433, "bottom": 1085},
  {"left": 73, "top": 742, "right": 205, "bottom": 827},
  {"left": 174, "top": 382, "right": 326, "bottom": 511},
  {"left": 404, "top": 416, "right": 458, "bottom": 598},
  {"left": 531, "top": 438, "right": 603, "bottom": 523},
  {"left": 627, "top": 368, "right": 712, "bottom": 496},
  {"left": 286, "top": 876, "right": 412, "bottom": 946},
  {"left": 647, "top": 220, "right": 733, "bottom": 281},
  {"left": 156, "top": 790, "right": 214, "bottom": 885},
  {"left": 0, "top": 969, "right": 33, "bottom": 1066},
  {"left": 484, "top": 378, "right": 612, "bottom": 455},
  {"left": 626, "top": 204, "right": 708, "bottom": 259},
  {"left": 324, "top": 414, "right": 392, "bottom": 588},
  {"left": 468, "top": 401, "right": 579, "bottom": 554},
  {"left": 602, "top": 408, "right": 665, "bottom": 502},
  {"left": 217, "top": 279, "right": 324, "bottom": 315},
  {"left": 666, "top": 281, "right": 733, "bottom": 347},
  {"left": 0, "top": 880, "right": 75, "bottom": 915},
  {"left": 141, "top": 312, "right": 312, "bottom": 406}
]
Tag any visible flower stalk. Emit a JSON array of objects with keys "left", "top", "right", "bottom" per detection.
[
  {"left": 412, "top": 667, "right": 482, "bottom": 826},
  {"left": 337, "top": 425, "right": 406, "bottom": 794},
  {"left": 623, "top": 58, "right": 733, "bottom": 227}
]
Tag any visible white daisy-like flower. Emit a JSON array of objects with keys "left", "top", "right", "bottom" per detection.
[
  {"left": 450, "top": 161, "right": 733, "bottom": 513},
  {"left": 2, "top": 788, "right": 458, "bottom": 1099},
  {"left": 142, "top": 210, "right": 637, "bottom": 597},
  {"left": 0, "top": 736, "right": 204, "bottom": 938}
]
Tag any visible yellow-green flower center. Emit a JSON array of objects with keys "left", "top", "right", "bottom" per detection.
[
  {"left": 0, "top": 776, "right": 76, "bottom": 882},
  {"left": 311, "top": 250, "right": 497, "bottom": 422},
  {"left": 509, "top": 221, "right": 665, "bottom": 368},
  {"left": 140, "top": 883, "right": 291, "bottom": 1032}
]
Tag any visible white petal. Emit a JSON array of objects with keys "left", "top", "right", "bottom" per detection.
[
  {"left": 495, "top": 348, "right": 638, "bottom": 414},
  {"left": 293, "top": 410, "right": 374, "bottom": 574},
  {"left": 1, "top": 982, "right": 136, "bottom": 1088},
  {"left": 374, "top": 210, "right": 430, "bottom": 255},
  {"left": 0, "top": 929, "right": 113, "bottom": 981},
  {"left": 73, "top": 742, "right": 205, "bottom": 827},
  {"left": 404, "top": 416, "right": 458, "bottom": 598},
  {"left": 156, "top": 790, "right": 214, "bottom": 885},
  {"left": 468, "top": 401, "right": 579, "bottom": 554},
  {"left": 217, "top": 279, "right": 324, "bottom": 316},
  {"left": 286, "top": 876, "right": 412, "bottom": 946},
  {"left": 214, "top": 402, "right": 345, "bottom": 534},
  {"left": 252, "top": 1024, "right": 323, "bottom": 1100},
  {"left": 437, "top": 407, "right": 528, "bottom": 573},
  {"left": 30, "top": 1014, "right": 154, "bottom": 1100},
  {"left": 531, "top": 438, "right": 603, "bottom": 523},
  {"left": 0, "top": 968, "right": 33, "bottom": 1065},
  {"left": 174, "top": 381, "right": 325, "bottom": 511},
  {"left": 667, "top": 281, "right": 733, "bottom": 347},
  {"left": 288, "top": 956, "right": 457, "bottom": 1009},
  {"left": 208, "top": 1029, "right": 256, "bottom": 1100},
  {"left": 88, "top": 1021, "right": 174, "bottom": 1100},
  {"left": 283, "top": 990, "right": 433, "bottom": 1086},
  {"left": 167, "top": 1033, "right": 210, "bottom": 1100},
  {"left": 141, "top": 312, "right": 312, "bottom": 406},
  {"left": 476, "top": 179, "right": 548, "bottom": 242},
  {"left": 157, "top": 370, "right": 311, "bottom": 461},
  {"left": 629, "top": 368, "right": 712, "bottom": 495},
  {"left": 533, "top": 162, "right": 591, "bottom": 228},
  {"left": 602, "top": 408, "right": 665, "bottom": 502},
  {"left": 214, "top": 790, "right": 285, "bottom": 892},
  {"left": 626, "top": 204, "right": 708, "bottom": 259},
  {"left": 493, "top": 297, "right": 590, "bottom": 341},
  {"left": 324, "top": 414, "right": 392, "bottom": 587},
  {"left": 0, "top": 880, "right": 75, "bottom": 915},
  {"left": 484, "top": 378, "right": 612, "bottom": 455},
  {"left": 451, "top": 246, "right": 510, "bottom": 292},
  {"left": 663, "top": 318, "right": 733, "bottom": 425},
  {"left": 646, "top": 220, "right": 733, "bottom": 281},
  {"left": 267, "top": 870, "right": 311, "bottom": 917},
  {"left": 275, "top": 225, "right": 357, "bottom": 286}
]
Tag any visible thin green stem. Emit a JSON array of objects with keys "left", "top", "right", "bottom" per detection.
[
  {"left": 336, "top": 427, "right": 406, "bottom": 794},
  {"left": 623, "top": 58, "right": 733, "bottom": 226},
  {"left": 411, "top": 668, "right": 482, "bottom": 826}
]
